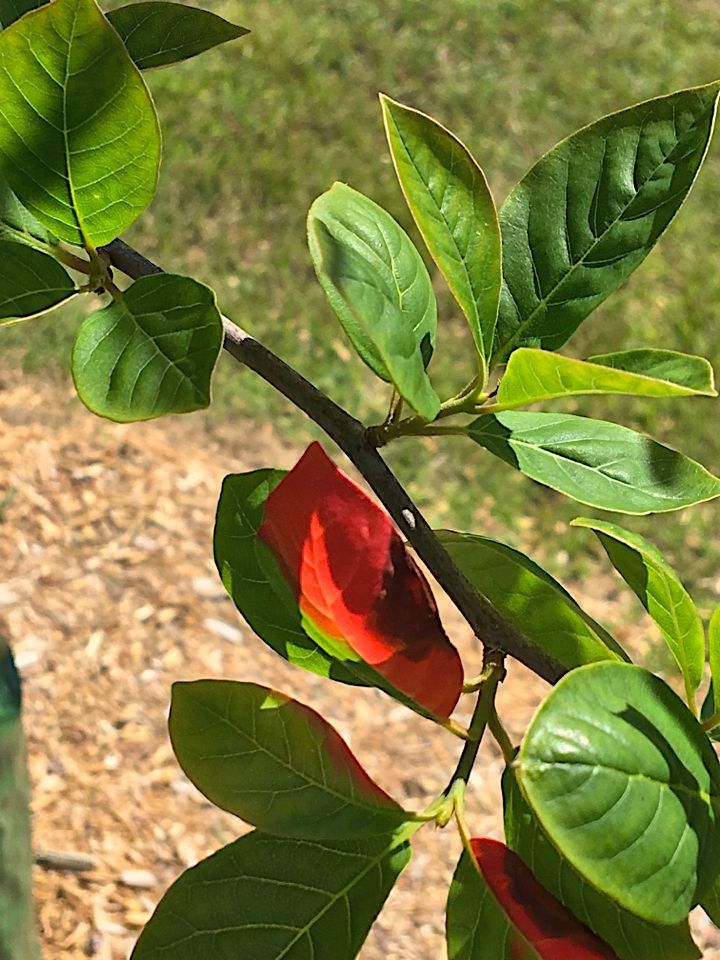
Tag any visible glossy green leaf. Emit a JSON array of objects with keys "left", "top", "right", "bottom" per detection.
[
  {"left": 0, "top": 173, "right": 56, "bottom": 250},
  {"left": 0, "top": 0, "right": 45, "bottom": 29},
  {"left": 380, "top": 94, "right": 500, "bottom": 378},
  {"left": 516, "top": 662, "right": 720, "bottom": 925},
  {"left": 214, "top": 468, "right": 372, "bottom": 686},
  {"left": 169, "top": 680, "right": 412, "bottom": 839},
  {"left": 467, "top": 410, "right": 720, "bottom": 514},
  {"left": 435, "top": 530, "right": 628, "bottom": 669},
  {"left": 106, "top": 1, "right": 248, "bottom": 70},
  {"left": 0, "top": 0, "right": 160, "bottom": 246},
  {"left": 0, "top": 645, "right": 40, "bottom": 960},
  {"left": 571, "top": 519, "right": 705, "bottom": 700},
  {"left": 72, "top": 274, "right": 222, "bottom": 422},
  {"left": 130, "top": 829, "right": 411, "bottom": 960},
  {"left": 708, "top": 608, "right": 720, "bottom": 718},
  {"left": 497, "top": 348, "right": 716, "bottom": 407},
  {"left": 493, "top": 83, "right": 720, "bottom": 366},
  {"left": 214, "top": 469, "right": 453, "bottom": 722},
  {"left": 0, "top": 240, "right": 75, "bottom": 324},
  {"left": 307, "top": 181, "right": 440, "bottom": 419},
  {"left": 503, "top": 766, "right": 701, "bottom": 960}
]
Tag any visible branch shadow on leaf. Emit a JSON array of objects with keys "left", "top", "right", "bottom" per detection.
[
  {"left": 467, "top": 416, "right": 519, "bottom": 468},
  {"left": 645, "top": 437, "right": 696, "bottom": 486}
]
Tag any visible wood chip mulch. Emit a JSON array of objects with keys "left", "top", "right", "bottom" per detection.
[{"left": 1, "top": 365, "right": 718, "bottom": 959}]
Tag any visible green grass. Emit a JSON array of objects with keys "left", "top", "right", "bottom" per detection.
[{"left": 4, "top": 0, "right": 720, "bottom": 612}]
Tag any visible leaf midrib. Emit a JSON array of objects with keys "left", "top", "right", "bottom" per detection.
[
  {"left": 194, "top": 694, "right": 403, "bottom": 820},
  {"left": 391, "top": 111, "right": 482, "bottom": 332},
  {"left": 155, "top": 834, "right": 408, "bottom": 959},
  {"left": 524, "top": 759, "right": 713, "bottom": 804},
  {"left": 274, "top": 836, "right": 405, "bottom": 960},
  {"left": 504, "top": 432, "right": 695, "bottom": 503},
  {"left": 60, "top": 0, "right": 87, "bottom": 245}
]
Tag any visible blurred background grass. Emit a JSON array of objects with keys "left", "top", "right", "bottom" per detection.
[{"left": 4, "top": 0, "right": 720, "bottom": 615}]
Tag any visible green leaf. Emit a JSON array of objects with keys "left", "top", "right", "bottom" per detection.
[
  {"left": 130, "top": 829, "right": 411, "bottom": 960},
  {"left": 435, "top": 530, "right": 629, "bottom": 669},
  {"left": 493, "top": 83, "right": 720, "bottom": 366},
  {"left": 708, "top": 608, "right": 720, "bottom": 717},
  {"left": 0, "top": 0, "right": 161, "bottom": 246},
  {"left": 467, "top": 410, "right": 720, "bottom": 514},
  {"left": 307, "top": 181, "right": 440, "bottom": 420},
  {"left": 0, "top": 240, "right": 76, "bottom": 323},
  {"left": 0, "top": 172, "right": 56, "bottom": 250},
  {"left": 72, "top": 274, "right": 222, "bottom": 422},
  {"left": 571, "top": 519, "right": 705, "bottom": 701},
  {"left": 169, "top": 680, "right": 412, "bottom": 839},
  {"left": 106, "top": 1, "right": 248, "bottom": 71},
  {"left": 497, "top": 348, "right": 716, "bottom": 407},
  {"left": 380, "top": 94, "right": 500, "bottom": 379},
  {"left": 516, "top": 662, "right": 720, "bottom": 925},
  {"left": 502, "top": 766, "right": 701, "bottom": 960},
  {"left": 0, "top": 0, "right": 45, "bottom": 30}
]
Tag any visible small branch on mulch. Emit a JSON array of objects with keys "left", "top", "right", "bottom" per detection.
[{"left": 34, "top": 849, "right": 99, "bottom": 873}]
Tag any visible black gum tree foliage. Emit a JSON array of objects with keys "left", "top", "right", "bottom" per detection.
[{"left": 2, "top": 1, "right": 720, "bottom": 957}]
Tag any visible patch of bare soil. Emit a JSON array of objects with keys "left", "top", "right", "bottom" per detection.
[{"left": 1, "top": 365, "right": 718, "bottom": 959}]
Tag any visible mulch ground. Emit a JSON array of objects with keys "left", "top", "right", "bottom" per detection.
[{"left": 1, "top": 364, "right": 718, "bottom": 959}]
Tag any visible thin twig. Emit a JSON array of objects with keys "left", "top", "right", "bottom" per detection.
[{"left": 98, "top": 239, "right": 566, "bottom": 685}]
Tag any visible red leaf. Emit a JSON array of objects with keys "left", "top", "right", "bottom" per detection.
[
  {"left": 258, "top": 442, "right": 463, "bottom": 717},
  {"left": 471, "top": 838, "right": 621, "bottom": 959}
]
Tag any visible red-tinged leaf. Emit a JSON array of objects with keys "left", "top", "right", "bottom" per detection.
[
  {"left": 471, "top": 839, "right": 620, "bottom": 960},
  {"left": 258, "top": 441, "right": 463, "bottom": 717},
  {"left": 169, "top": 680, "right": 411, "bottom": 839}
]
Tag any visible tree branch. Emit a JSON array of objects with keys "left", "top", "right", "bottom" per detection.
[{"left": 99, "top": 238, "right": 565, "bottom": 685}]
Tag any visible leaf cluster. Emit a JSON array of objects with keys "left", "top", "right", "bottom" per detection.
[{"left": 3, "top": 2, "right": 720, "bottom": 958}]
